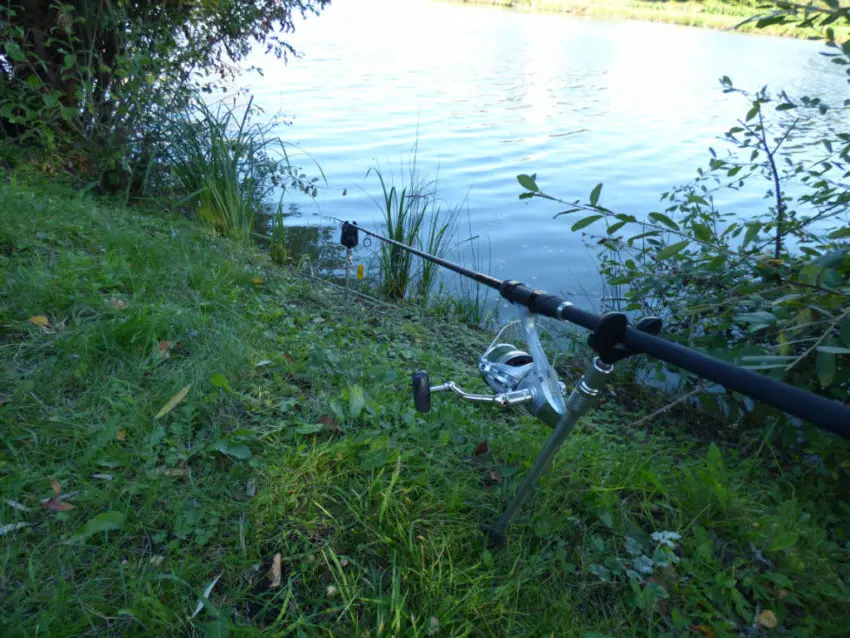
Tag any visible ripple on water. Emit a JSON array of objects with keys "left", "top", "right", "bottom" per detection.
[{"left": 239, "top": 0, "right": 842, "bottom": 304}]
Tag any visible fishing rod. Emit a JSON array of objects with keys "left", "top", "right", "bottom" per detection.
[{"left": 339, "top": 220, "right": 850, "bottom": 544}]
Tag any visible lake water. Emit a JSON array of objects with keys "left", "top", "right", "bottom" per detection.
[{"left": 240, "top": 0, "right": 845, "bottom": 310}]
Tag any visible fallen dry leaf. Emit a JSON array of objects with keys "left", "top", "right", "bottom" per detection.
[
  {"left": 155, "top": 384, "right": 191, "bottom": 419},
  {"left": 269, "top": 553, "right": 282, "bottom": 588},
  {"left": 251, "top": 277, "right": 264, "bottom": 285},
  {"left": 326, "top": 584, "right": 338, "bottom": 597},
  {"left": 255, "top": 360, "right": 273, "bottom": 367},
  {"left": 339, "top": 558, "right": 350, "bottom": 568},
  {"left": 51, "top": 479, "right": 61, "bottom": 497},
  {"left": 778, "top": 589, "right": 788, "bottom": 600},
  {"left": 29, "top": 315, "right": 49, "bottom": 328},
  {"left": 312, "top": 317, "right": 326, "bottom": 324},
  {"left": 158, "top": 466, "right": 187, "bottom": 478},
  {"left": 758, "top": 610, "right": 778, "bottom": 629},
  {"left": 150, "top": 555, "right": 165, "bottom": 567},
  {"left": 489, "top": 470, "right": 504, "bottom": 485},
  {"left": 474, "top": 440, "right": 489, "bottom": 456},
  {"left": 693, "top": 625, "right": 716, "bottom": 637},
  {"left": 41, "top": 498, "right": 75, "bottom": 512},
  {"left": 92, "top": 473, "right": 113, "bottom": 481},
  {"left": 115, "top": 429, "right": 127, "bottom": 441},
  {"left": 156, "top": 340, "right": 173, "bottom": 357}
]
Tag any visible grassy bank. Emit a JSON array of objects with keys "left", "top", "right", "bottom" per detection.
[
  {"left": 1, "top": 176, "right": 849, "bottom": 636},
  {"left": 449, "top": 0, "right": 844, "bottom": 37}
]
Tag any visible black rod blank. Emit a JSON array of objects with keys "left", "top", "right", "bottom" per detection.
[{"left": 342, "top": 222, "right": 850, "bottom": 438}]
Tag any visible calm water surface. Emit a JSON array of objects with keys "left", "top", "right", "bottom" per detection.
[{"left": 239, "top": 0, "right": 844, "bottom": 307}]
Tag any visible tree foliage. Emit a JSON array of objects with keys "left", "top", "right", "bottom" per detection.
[{"left": 0, "top": 0, "right": 329, "bottom": 191}]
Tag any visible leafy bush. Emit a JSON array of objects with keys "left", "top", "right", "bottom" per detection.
[
  {"left": 0, "top": 0, "right": 328, "bottom": 194},
  {"left": 517, "top": 3, "right": 850, "bottom": 444},
  {"left": 164, "top": 97, "right": 318, "bottom": 244}
]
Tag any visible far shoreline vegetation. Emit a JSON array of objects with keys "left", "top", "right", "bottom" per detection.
[{"left": 446, "top": 0, "right": 850, "bottom": 38}]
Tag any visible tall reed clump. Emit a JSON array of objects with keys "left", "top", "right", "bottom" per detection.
[
  {"left": 368, "top": 157, "right": 456, "bottom": 303},
  {"left": 167, "top": 97, "right": 305, "bottom": 245}
]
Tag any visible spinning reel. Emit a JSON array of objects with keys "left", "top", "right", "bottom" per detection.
[
  {"left": 412, "top": 306, "right": 662, "bottom": 546},
  {"left": 412, "top": 307, "right": 568, "bottom": 428}
]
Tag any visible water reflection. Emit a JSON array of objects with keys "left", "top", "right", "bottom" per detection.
[{"left": 235, "top": 0, "right": 845, "bottom": 310}]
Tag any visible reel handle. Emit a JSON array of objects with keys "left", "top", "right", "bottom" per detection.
[
  {"left": 412, "top": 370, "right": 431, "bottom": 413},
  {"left": 413, "top": 370, "right": 536, "bottom": 412}
]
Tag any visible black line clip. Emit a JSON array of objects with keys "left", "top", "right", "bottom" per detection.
[{"left": 340, "top": 221, "right": 359, "bottom": 249}]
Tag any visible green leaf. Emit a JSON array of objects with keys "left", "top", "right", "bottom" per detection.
[
  {"left": 571, "top": 215, "right": 603, "bottom": 232},
  {"left": 628, "top": 231, "right": 660, "bottom": 244},
  {"left": 517, "top": 174, "right": 539, "bottom": 192},
  {"left": 816, "top": 350, "right": 837, "bottom": 387},
  {"left": 3, "top": 41, "right": 25, "bottom": 62},
  {"left": 209, "top": 373, "right": 231, "bottom": 390},
  {"left": 816, "top": 346, "right": 850, "bottom": 355},
  {"left": 607, "top": 221, "right": 626, "bottom": 235},
  {"left": 692, "top": 223, "right": 712, "bottom": 242},
  {"left": 707, "top": 443, "right": 724, "bottom": 473},
  {"left": 743, "top": 222, "right": 762, "bottom": 246},
  {"left": 518, "top": 192, "right": 534, "bottom": 200},
  {"left": 79, "top": 511, "right": 125, "bottom": 540},
  {"left": 589, "top": 183, "right": 603, "bottom": 207},
  {"left": 210, "top": 440, "right": 252, "bottom": 459},
  {"left": 553, "top": 208, "right": 581, "bottom": 218},
  {"left": 828, "top": 226, "right": 850, "bottom": 239},
  {"left": 649, "top": 212, "right": 680, "bottom": 231},
  {"left": 657, "top": 241, "right": 689, "bottom": 260},
  {"left": 155, "top": 384, "right": 191, "bottom": 419},
  {"left": 360, "top": 449, "right": 389, "bottom": 470},
  {"left": 223, "top": 444, "right": 251, "bottom": 459},
  {"left": 348, "top": 384, "right": 365, "bottom": 417},
  {"left": 737, "top": 311, "right": 777, "bottom": 325},
  {"left": 295, "top": 423, "right": 324, "bottom": 435},
  {"left": 746, "top": 104, "right": 760, "bottom": 121}
]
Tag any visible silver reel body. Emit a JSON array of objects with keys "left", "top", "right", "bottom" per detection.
[{"left": 413, "top": 307, "right": 567, "bottom": 428}]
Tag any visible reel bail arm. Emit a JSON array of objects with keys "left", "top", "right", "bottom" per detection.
[{"left": 484, "top": 311, "right": 662, "bottom": 546}]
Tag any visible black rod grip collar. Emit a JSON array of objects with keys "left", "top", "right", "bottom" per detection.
[{"left": 499, "top": 281, "right": 566, "bottom": 319}]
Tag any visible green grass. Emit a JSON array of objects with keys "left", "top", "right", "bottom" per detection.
[
  {"left": 368, "top": 157, "right": 456, "bottom": 304},
  {"left": 449, "top": 0, "right": 850, "bottom": 38},
  {"left": 166, "top": 97, "right": 297, "bottom": 245},
  {"left": 1, "top": 174, "right": 849, "bottom": 636}
]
